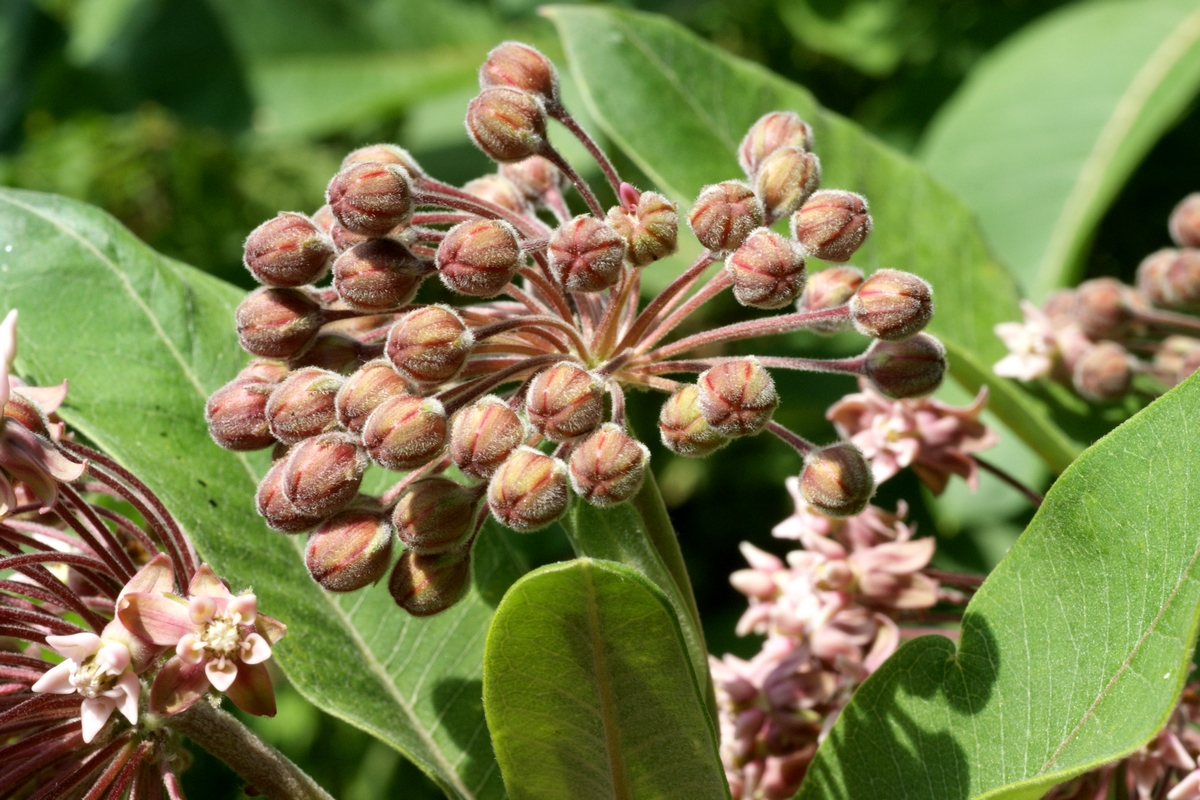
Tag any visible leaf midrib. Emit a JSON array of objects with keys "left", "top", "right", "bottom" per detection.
[
  {"left": 582, "top": 562, "right": 632, "bottom": 800},
  {"left": 0, "top": 190, "right": 477, "bottom": 800}
]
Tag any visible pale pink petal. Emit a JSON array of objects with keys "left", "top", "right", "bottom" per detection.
[
  {"left": 890, "top": 574, "right": 940, "bottom": 610},
  {"left": 31, "top": 660, "right": 76, "bottom": 694},
  {"left": 228, "top": 594, "right": 257, "bottom": 625},
  {"left": 239, "top": 632, "right": 272, "bottom": 665},
  {"left": 254, "top": 614, "right": 287, "bottom": 646},
  {"left": 13, "top": 382, "right": 69, "bottom": 415},
  {"left": 730, "top": 570, "right": 777, "bottom": 600},
  {"left": 46, "top": 632, "right": 101, "bottom": 662},
  {"left": 224, "top": 661, "right": 276, "bottom": 717},
  {"left": 110, "top": 672, "right": 140, "bottom": 724},
  {"left": 1169, "top": 769, "right": 1200, "bottom": 800},
  {"left": 863, "top": 614, "right": 899, "bottom": 673},
  {"left": 855, "top": 539, "right": 936, "bottom": 575},
  {"left": 119, "top": 554, "right": 176, "bottom": 601},
  {"left": 80, "top": 696, "right": 117, "bottom": 743},
  {"left": 96, "top": 641, "right": 131, "bottom": 674},
  {"left": 739, "top": 542, "right": 784, "bottom": 572},
  {"left": 150, "top": 657, "right": 209, "bottom": 715},
  {"left": 175, "top": 634, "right": 206, "bottom": 665},
  {"left": 188, "top": 595, "right": 217, "bottom": 625},
  {"left": 118, "top": 593, "right": 193, "bottom": 646},
  {"left": 205, "top": 659, "right": 238, "bottom": 692},
  {"left": 188, "top": 565, "right": 233, "bottom": 599},
  {"left": 1164, "top": 731, "right": 1197, "bottom": 772}
]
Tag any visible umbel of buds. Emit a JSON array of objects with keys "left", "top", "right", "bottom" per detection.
[{"left": 212, "top": 43, "right": 947, "bottom": 618}]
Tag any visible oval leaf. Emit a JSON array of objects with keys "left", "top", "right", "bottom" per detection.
[
  {"left": 921, "top": 0, "right": 1200, "bottom": 299},
  {"left": 0, "top": 188, "right": 522, "bottom": 800},
  {"left": 544, "top": 4, "right": 1081, "bottom": 474},
  {"left": 797, "top": 370, "right": 1200, "bottom": 800},
  {"left": 483, "top": 558, "right": 730, "bottom": 800}
]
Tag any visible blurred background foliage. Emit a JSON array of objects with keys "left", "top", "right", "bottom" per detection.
[{"left": 2, "top": 0, "right": 1197, "bottom": 796}]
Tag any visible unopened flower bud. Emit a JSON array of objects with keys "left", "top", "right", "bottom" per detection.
[
  {"left": 393, "top": 478, "right": 482, "bottom": 554},
  {"left": 1154, "top": 335, "right": 1200, "bottom": 384},
  {"left": 1169, "top": 193, "right": 1200, "bottom": 248},
  {"left": 389, "top": 549, "right": 471, "bottom": 617},
  {"left": 1072, "top": 342, "right": 1133, "bottom": 402},
  {"left": 437, "top": 219, "right": 523, "bottom": 297},
  {"left": 697, "top": 358, "right": 779, "bottom": 437},
  {"left": 569, "top": 424, "right": 649, "bottom": 507},
  {"left": 525, "top": 362, "right": 605, "bottom": 441},
  {"left": 658, "top": 384, "right": 729, "bottom": 457},
  {"left": 333, "top": 239, "right": 427, "bottom": 311},
  {"left": 466, "top": 87, "right": 548, "bottom": 163},
  {"left": 689, "top": 181, "right": 764, "bottom": 252},
  {"left": 206, "top": 378, "right": 275, "bottom": 451},
  {"left": 725, "top": 228, "right": 807, "bottom": 309},
  {"left": 244, "top": 212, "right": 334, "bottom": 287},
  {"left": 335, "top": 359, "right": 408, "bottom": 433},
  {"left": 548, "top": 216, "right": 627, "bottom": 293},
  {"left": 1074, "top": 277, "right": 1133, "bottom": 339},
  {"left": 798, "top": 266, "right": 863, "bottom": 333},
  {"left": 488, "top": 446, "right": 570, "bottom": 531},
  {"left": 288, "top": 331, "right": 364, "bottom": 373},
  {"left": 305, "top": 510, "right": 394, "bottom": 592},
  {"left": 479, "top": 42, "right": 560, "bottom": 109},
  {"left": 341, "top": 143, "right": 423, "bottom": 178},
  {"left": 282, "top": 432, "right": 368, "bottom": 518},
  {"left": 739, "top": 112, "right": 814, "bottom": 177},
  {"left": 849, "top": 269, "right": 933, "bottom": 341},
  {"left": 361, "top": 395, "right": 447, "bottom": 471},
  {"left": 239, "top": 359, "right": 289, "bottom": 384},
  {"left": 264, "top": 367, "right": 343, "bottom": 445},
  {"left": 386, "top": 305, "right": 474, "bottom": 386},
  {"left": 863, "top": 334, "right": 947, "bottom": 398},
  {"left": 462, "top": 175, "right": 528, "bottom": 214},
  {"left": 329, "top": 222, "right": 370, "bottom": 253},
  {"left": 800, "top": 442, "right": 875, "bottom": 518},
  {"left": 326, "top": 161, "right": 414, "bottom": 236},
  {"left": 606, "top": 190, "right": 678, "bottom": 267},
  {"left": 791, "top": 190, "right": 872, "bottom": 262},
  {"left": 501, "top": 156, "right": 569, "bottom": 203},
  {"left": 754, "top": 147, "right": 821, "bottom": 220},
  {"left": 256, "top": 459, "right": 328, "bottom": 533},
  {"left": 311, "top": 204, "right": 335, "bottom": 235},
  {"left": 450, "top": 396, "right": 526, "bottom": 480},
  {"left": 1164, "top": 250, "right": 1200, "bottom": 309},
  {"left": 1137, "top": 249, "right": 1178, "bottom": 307},
  {"left": 235, "top": 288, "right": 324, "bottom": 359}
]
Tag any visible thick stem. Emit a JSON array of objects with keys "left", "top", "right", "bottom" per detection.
[
  {"left": 646, "top": 306, "right": 850, "bottom": 361},
  {"left": 765, "top": 421, "right": 816, "bottom": 457},
  {"left": 172, "top": 703, "right": 334, "bottom": 800}
]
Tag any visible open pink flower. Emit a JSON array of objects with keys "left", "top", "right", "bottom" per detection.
[
  {"left": 31, "top": 629, "right": 140, "bottom": 743},
  {"left": 994, "top": 300, "right": 1060, "bottom": 381},
  {"left": 119, "top": 564, "right": 285, "bottom": 716}
]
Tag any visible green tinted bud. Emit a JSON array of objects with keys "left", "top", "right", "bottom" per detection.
[
  {"left": 568, "top": 424, "right": 649, "bottom": 507},
  {"left": 689, "top": 181, "right": 764, "bottom": 252},
  {"left": 264, "top": 367, "right": 343, "bottom": 445},
  {"left": 725, "top": 228, "right": 807, "bottom": 310},
  {"left": 1074, "top": 278, "right": 1133, "bottom": 339},
  {"left": 697, "top": 358, "right": 778, "bottom": 437},
  {"left": 791, "top": 190, "right": 872, "bottom": 263},
  {"left": 341, "top": 143, "right": 424, "bottom": 178},
  {"left": 282, "top": 432, "right": 368, "bottom": 517},
  {"left": 863, "top": 334, "right": 947, "bottom": 399},
  {"left": 548, "top": 215, "right": 626, "bottom": 293},
  {"left": 333, "top": 239, "right": 427, "bottom": 311},
  {"left": 362, "top": 395, "right": 447, "bottom": 471},
  {"left": 305, "top": 510, "right": 394, "bottom": 592},
  {"left": 388, "top": 548, "right": 471, "bottom": 617},
  {"left": 1072, "top": 342, "right": 1133, "bottom": 402},
  {"left": 525, "top": 362, "right": 605, "bottom": 441},
  {"left": 437, "top": 219, "right": 523, "bottom": 297},
  {"left": 386, "top": 305, "right": 474, "bottom": 386},
  {"left": 479, "top": 42, "right": 560, "bottom": 109},
  {"left": 1169, "top": 193, "right": 1200, "bottom": 248},
  {"left": 501, "top": 155, "right": 569, "bottom": 204},
  {"left": 800, "top": 442, "right": 875, "bottom": 518},
  {"left": 798, "top": 266, "right": 863, "bottom": 334},
  {"left": 1154, "top": 336, "right": 1200, "bottom": 384},
  {"left": 849, "top": 269, "right": 933, "bottom": 341},
  {"left": 244, "top": 212, "right": 333, "bottom": 288},
  {"left": 466, "top": 87, "right": 548, "bottom": 163},
  {"left": 235, "top": 288, "right": 324, "bottom": 359},
  {"left": 336, "top": 359, "right": 408, "bottom": 433},
  {"left": 606, "top": 189, "right": 678, "bottom": 267},
  {"left": 206, "top": 378, "right": 275, "bottom": 451},
  {"left": 738, "top": 112, "right": 814, "bottom": 177},
  {"left": 488, "top": 446, "right": 570, "bottom": 531},
  {"left": 326, "top": 161, "right": 414, "bottom": 236},
  {"left": 393, "top": 478, "right": 483, "bottom": 554},
  {"left": 754, "top": 147, "right": 820, "bottom": 221},
  {"left": 658, "top": 384, "right": 729, "bottom": 457},
  {"left": 462, "top": 175, "right": 528, "bottom": 215},
  {"left": 450, "top": 395, "right": 527, "bottom": 480},
  {"left": 256, "top": 459, "right": 329, "bottom": 533},
  {"left": 288, "top": 332, "right": 364, "bottom": 373}
]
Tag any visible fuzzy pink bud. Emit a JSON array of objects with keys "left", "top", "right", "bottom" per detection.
[
  {"left": 797, "top": 266, "right": 864, "bottom": 333},
  {"left": 326, "top": 161, "right": 414, "bottom": 236},
  {"left": 791, "top": 190, "right": 872, "bottom": 263},
  {"left": 1074, "top": 278, "right": 1133, "bottom": 339},
  {"left": 479, "top": 42, "right": 560, "bottom": 108},
  {"left": 658, "top": 384, "right": 728, "bottom": 457},
  {"left": 393, "top": 478, "right": 482, "bottom": 554},
  {"left": 243, "top": 212, "right": 333, "bottom": 288},
  {"left": 548, "top": 215, "right": 627, "bottom": 293},
  {"left": 282, "top": 432, "right": 368, "bottom": 518},
  {"left": 386, "top": 305, "right": 474, "bottom": 386},
  {"left": 568, "top": 423, "right": 650, "bottom": 507},
  {"left": 462, "top": 175, "right": 528, "bottom": 214},
  {"left": 341, "top": 143, "right": 423, "bottom": 177},
  {"left": 437, "top": 219, "right": 523, "bottom": 297},
  {"left": 697, "top": 358, "right": 779, "bottom": 437},
  {"left": 501, "top": 156, "right": 569, "bottom": 203},
  {"left": 256, "top": 459, "right": 329, "bottom": 533},
  {"left": 333, "top": 239, "right": 427, "bottom": 311},
  {"left": 801, "top": 443, "right": 875, "bottom": 518},
  {"left": 1169, "top": 193, "right": 1200, "bottom": 248},
  {"left": 206, "top": 378, "right": 275, "bottom": 451},
  {"left": 725, "top": 228, "right": 807, "bottom": 310},
  {"left": 466, "top": 87, "right": 548, "bottom": 163},
  {"left": 754, "top": 147, "right": 821, "bottom": 221},
  {"left": 335, "top": 359, "right": 408, "bottom": 433},
  {"left": 689, "top": 181, "right": 764, "bottom": 252},
  {"left": 361, "top": 395, "right": 448, "bottom": 471},
  {"left": 305, "top": 510, "right": 394, "bottom": 592},
  {"left": 488, "top": 446, "right": 570, "bottom": 531},
  {"left": 849, "top": 269, "right": 933, "bottom": 341},
  {"left": 525, "top": 362, "right": 605, "bottom": 441},
  {"left": 1072, "top": 342, "right": 1133, "bottom": 402},
  {"left": 264, "top": 367, "right": 343, "bottom": 445},
  {"left": 389, "top": 549, "right": 472, "bottom": 617},
  {"left": 449, "top": 396, "right": 526, "bottom": 480},
  {"left": 235, "top": 288, "right": 324, "bottom": 359},
  {"left": 606, "top": 190, "right": 679, "bottom": 267},
  {"left": 863, "top": 334, "right": 947, "bottom": 399},
  {"left": 738, "top": 112, "right": 814, "bottom": 177}
]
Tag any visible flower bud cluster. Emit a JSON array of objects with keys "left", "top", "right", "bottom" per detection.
[
  {"left": 215, "top": 45, "right": 947, "bottom": 619},
  {"left": 995, "top": 192, "right": 1200, "bottom": 402}
]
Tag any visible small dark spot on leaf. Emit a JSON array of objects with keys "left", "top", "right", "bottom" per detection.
[
  {"left": 208, "top": 499, "right": 218, "bottom": 508},
  {"left": 197, "top": 479, "right": 208, "bottom": 487}
]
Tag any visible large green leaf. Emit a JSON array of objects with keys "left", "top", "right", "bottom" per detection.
[
  {"left": 797, "top": 370, "right": 1200, "bottom": 800},
  {"left": 544, "top": 5, "right": 1081, "bottom": 474},
  {"left": 0, "top": 188, "right": 523, "bottom": 800},
  {"left": 483, "top": 558, "right": 730, "bottom": 800},
  {"left": 921, "top": 0, "right": 1200, "bottom": 300}
]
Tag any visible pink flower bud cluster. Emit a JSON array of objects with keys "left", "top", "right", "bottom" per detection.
[
  {"left": 0, "top": 311, "right": 284, "bottom": 796},
  {"left": 214, "top": 42, "right": 951, "bottom": 618},
  {"left": 712, "top": 481, "right": 953, "bottom": 799},
  {"left": 995, "top": 193, "right": 1200, "bottom": 402}
]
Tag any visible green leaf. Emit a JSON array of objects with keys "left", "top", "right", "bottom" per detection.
[
  {"left": 543, "top": 5, "right": 1081, "bottom": 474},
  {"left": 797, "top": 370, "right": 1200, "bottom": 800},
  {"left": 0, "top": 188, "right": 523, "bottom": 800},
  {"left": 920, "top": 0, "right": 1200, "bottom": 299},
  {"left": 483, "top": 558, "right": 730, "bottom": 800}
]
